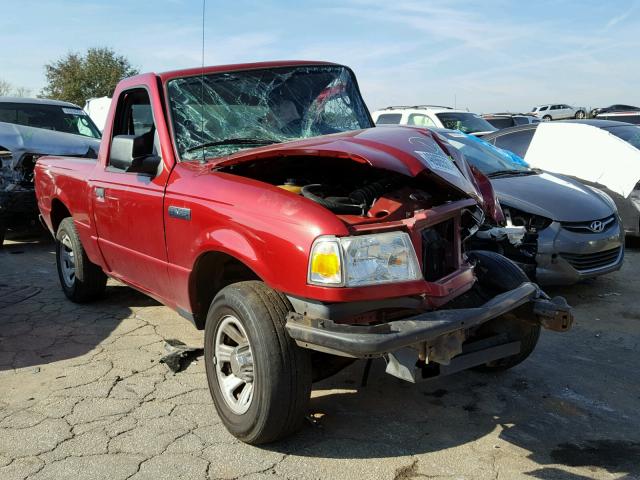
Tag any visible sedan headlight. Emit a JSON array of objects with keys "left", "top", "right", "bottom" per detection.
[{"left": 308, "top": 232, "right": 422, "bottom": 287}]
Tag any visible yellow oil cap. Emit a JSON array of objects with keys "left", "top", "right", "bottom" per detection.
[{"left": 278, "top": 183, "right": 302, "bottom": 194}]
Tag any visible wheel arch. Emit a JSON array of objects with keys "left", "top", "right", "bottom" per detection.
[
  {"left": 50, "top": 198, "right": 72, "bottom": 234},
  {"left": 189, "top": 250, "right": 262, "bottom": 329}
]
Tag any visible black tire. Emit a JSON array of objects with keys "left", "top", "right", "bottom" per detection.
[
  {"left": 204, "top": 281, "right": 312, "bottom": 444},
  {"left": 466, "top": 250, "right": 529, "bottom": 294},
  {"left": 466, "top": 250, "right": 541, "bottom": 371},
  {"left": 0, "top": 222, "right": 5, "bottom": 247},
  {"left": 55, "top": 217, "right": 107, "bottom": 302},
  {"left": 542, "top": 115, "right": 552, "bottom": 121},
  {"left": 574, "top": 110, "right": 586, "bottom": 119}
]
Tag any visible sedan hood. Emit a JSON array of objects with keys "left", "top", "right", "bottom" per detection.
[
  {"left": 211, "top": 126, "right": 484, "bottom": 202},
  {"left": 492, "top": 172, "right": 615, "bottom": 222},
  {"left": 0, "top": 121, "right": 100, "bottom": 165}
]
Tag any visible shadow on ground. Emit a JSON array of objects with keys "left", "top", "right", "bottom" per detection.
[{"left": 0, "top": 238, "right": 162, "bottom": 371}]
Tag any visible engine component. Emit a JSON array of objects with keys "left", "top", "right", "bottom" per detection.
[
  {"left": 277, "top": 178, "right": 303, "bottom": 194},
  {"left": 301, "top": 179, "right": 401, "bottom": 216},
  {"left": 349, "top": 179, "right": 395, "bottom": 207},
  {"left": 301, "top": 184, "right": 364, "bottom": 215},
  {"left": 475, "top": 224, "right": 527, "bottom": 246}
]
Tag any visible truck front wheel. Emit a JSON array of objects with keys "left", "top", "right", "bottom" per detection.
[
  {"left": 466, "top": 250, "right": 541, "bottom": 371},
  {"left": 204, "top": 281, "right": 312, "bottom": 444},
  {"left": 55, "top": 217, "right": 107, "bottom": 302}
]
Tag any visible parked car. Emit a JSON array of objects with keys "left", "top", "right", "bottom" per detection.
[
  {"left": 0, "top": 97, "right": 101, "bottom": 245},
  {"left": 529, "top": 104, "right": 586, "bottom": 121},
  {"left": 482, "top": 113, "right": 540, "bottom": 129},
  {"left": 371, "top": 105, "right": 497, "bottom": 136},
  {"left": 434, "top": 129, "right": 624, "bottom": 285},
  {"left": 596, "top": 111, "right": 640, "bottom": 125},
  {"left": 591, "top": 104, "right": 640, "bottom": 118},
  {"left": 34, "top": 61, "right": 573, "bottom": 444},
  {"left": 482, "top": 120, "right": 640, "bottom": 237}
]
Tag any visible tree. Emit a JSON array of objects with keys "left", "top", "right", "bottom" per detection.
[
  {"left": 0, "top": 79, "right": 11, "bottom": 96},
  {"left": 41, "top": 47, "right": 138, "bottom": 106},
  {"left": 0, "top": 78, "right": 31, "bottom": 97}
]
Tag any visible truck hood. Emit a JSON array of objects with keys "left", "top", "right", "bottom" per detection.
[
  {"left": 0, "top": 121, "right": 100, "bottom": 164},
  {"left": 211, "top": 126, "right": 484, "bottom": 203},
  {"left": 492, "top": 172, "right": 615, "bottom": 222}
]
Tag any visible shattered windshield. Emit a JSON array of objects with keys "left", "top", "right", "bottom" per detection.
[{"left": 167, "top": 65, "right": 372, "bottom": 160}]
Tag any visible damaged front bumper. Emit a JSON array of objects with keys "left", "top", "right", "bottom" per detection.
[
  {"left": 535, "top": 219, "right": 624, "bottom": 285},
  {"left": 285, "top": 282, "right": 573, "bottom": 359}
]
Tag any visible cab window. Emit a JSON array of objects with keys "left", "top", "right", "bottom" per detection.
[{"left": 109, "top": 88, "right": 158, "bottom": 170}]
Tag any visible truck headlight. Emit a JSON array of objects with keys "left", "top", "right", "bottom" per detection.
[{"left": 308, "top": 232, "right": 421, "bottom": 287}]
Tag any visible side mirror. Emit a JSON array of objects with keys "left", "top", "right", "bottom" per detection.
[{"left": 109, "top": 135, "right": 160, "bottom": 175}]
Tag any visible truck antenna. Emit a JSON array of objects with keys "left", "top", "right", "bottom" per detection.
[{"left": 200, "top": 0, "right": 206, "bottom": 163}]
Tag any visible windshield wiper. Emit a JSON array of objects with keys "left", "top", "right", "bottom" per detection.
[
  {"left": 185, "top": 138, "right": 281, "bottom": 153},
  {"left": 487, "top": 169, "right": 536, "bottom": 178}
]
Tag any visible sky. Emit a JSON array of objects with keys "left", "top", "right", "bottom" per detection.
[{"left": 1, "top": 0, "right": 639, "bottom": 113}]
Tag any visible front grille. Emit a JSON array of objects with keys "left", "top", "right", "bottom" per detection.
[
  {"left": 421, "top": 218, "right": 457, "bottom": 281},
  {"left": 560, "top": 247, "right": 622, "bottom": 272},
  {"left": 562, "top": 214, "right": 616, "bottom": 234}
]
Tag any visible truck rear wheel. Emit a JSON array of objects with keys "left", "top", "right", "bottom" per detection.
[
  {"left": 55, "top": 217, "right": 107, "bottom": 302},
  {"left": 466, "top": 250, "right": 541, "bottom": 371},
  {"left": 204, "top": 281, "right": 312, "bottom": 444}
]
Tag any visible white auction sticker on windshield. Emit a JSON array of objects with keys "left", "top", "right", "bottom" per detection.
[
  {"left": 62, "top": 108, "right": 86, "bottom": 115},
  {"left": 414, "top": 150, "right": 461, "bottom": 177}
]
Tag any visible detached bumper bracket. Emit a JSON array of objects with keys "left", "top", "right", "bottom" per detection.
[{"left": 532, "top": 295, "right": 573, "bottom": 331}]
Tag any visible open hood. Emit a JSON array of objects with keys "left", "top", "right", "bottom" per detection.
[
  {"left": 210, "top": 126, "right": 486, "bottom": 205},
  {"left": 524, "top": 122, "right": 640, "bottom": 198}
]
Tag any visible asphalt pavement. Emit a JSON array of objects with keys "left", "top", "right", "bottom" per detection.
[{"left": 1, "top": 237, "right": 638, "bottom": 480}]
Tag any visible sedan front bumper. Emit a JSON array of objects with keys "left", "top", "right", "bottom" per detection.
[
  {"left": 535, "top": 219, "right": 624, "bottom": 285},
  {"left": 285, "top": 282, "right": 572, "bottom": 358}
]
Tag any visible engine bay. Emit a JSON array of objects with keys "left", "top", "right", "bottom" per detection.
[{"left": 219, "top": 155, "right": 467, "bottom": 223}]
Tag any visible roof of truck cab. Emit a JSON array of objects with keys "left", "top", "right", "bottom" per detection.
[{"left": 158, "top": 60, "right": 341, "bottom": 82}]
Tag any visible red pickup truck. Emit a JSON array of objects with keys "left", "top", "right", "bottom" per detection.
[{"left": 35, "top": 61, "right": 573, "bottom": 444}]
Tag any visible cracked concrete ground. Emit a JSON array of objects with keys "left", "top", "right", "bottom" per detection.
[{"left": 1, "top": 237, "right": 639, "bottom": 480}]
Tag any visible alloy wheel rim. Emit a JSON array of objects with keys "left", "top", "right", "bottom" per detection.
[
  {"left": 60, "top": 234, "right": 76, "bottom": 287},
  {"left": 214, "top": 315, "right": 255, "bottom": 415}
]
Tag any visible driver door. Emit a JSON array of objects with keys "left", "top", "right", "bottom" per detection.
[{"left": 91, "top": 87, "right": 170, "bottom": 297}]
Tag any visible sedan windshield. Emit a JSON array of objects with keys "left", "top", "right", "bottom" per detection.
[
  {"left": 603, "top": 125, "right": 640, "bottom": 150},
  {"left": 167, "top": 65, "right": 372, "bottom": 160},
  {"left": 0, "top": 102, "right": 101, "bottom": 139},
  {"left": 435, "top": 112, "right": 497, "bottom": 134},
  {"left": 439, "top": 130, "right": 531, "bottom": 176}
]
